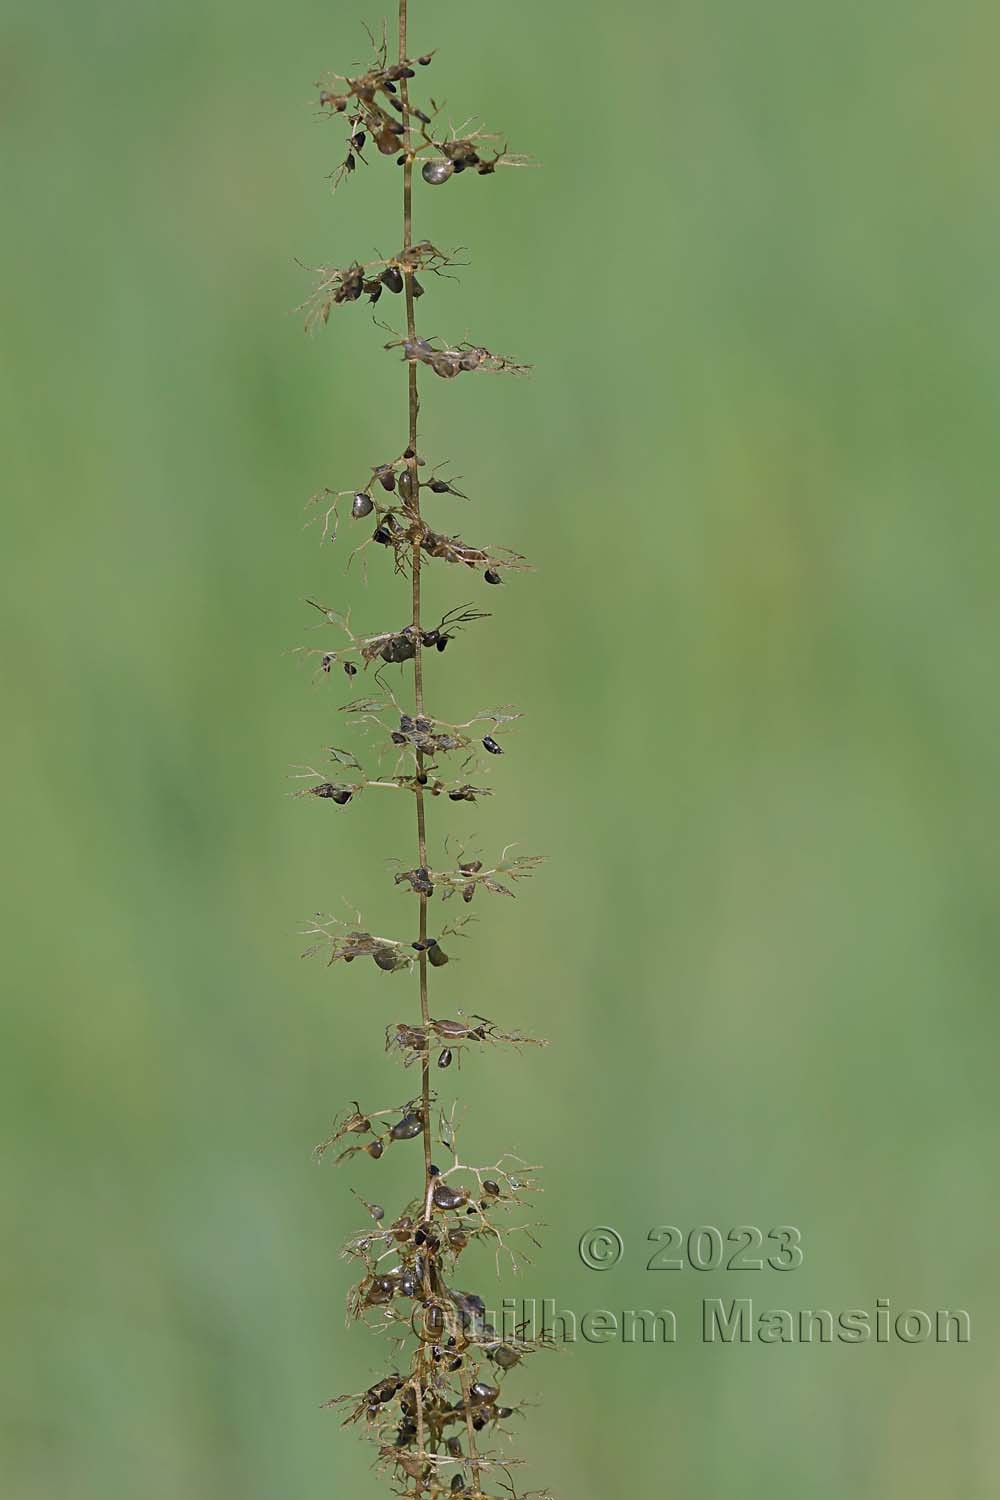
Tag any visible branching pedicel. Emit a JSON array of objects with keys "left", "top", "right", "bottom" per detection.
[{"left": 296, "top": 8, "right": 546, "bottom": 1500}]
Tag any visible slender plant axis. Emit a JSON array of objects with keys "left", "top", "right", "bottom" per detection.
[{"left": 295, "top": 8, "right": 547, "bottom": 1500}]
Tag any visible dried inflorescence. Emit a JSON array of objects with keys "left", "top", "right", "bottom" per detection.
[
  {"left": 315, "top": 29, "right": 531, "bottom": 194},
  {"left": 294, "top": 12, "right": 543, "bottom": 1500}
]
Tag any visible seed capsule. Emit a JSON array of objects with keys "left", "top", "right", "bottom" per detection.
[
  {"left": 471, "top": 1381, "right": 499, "bottom": 1403},
  {"left": 451, "top": 1477, "right": 465, "bottom": 1493},
  {"left": 492, "top": 1344, "right": 520, "bottom": 1369},
  {"left": 381, "top": 264, "right": 404, "bottom": 294},
  {"left": 437, "top": 1048, "right": 453, "bottom": 1068},
  {"left": 352, "top": 491, "right": 374, "bottom": 518},
  {"left": 343, "top": 661, "right": 357, "bottom": 677},
  {"left": 436, "top": 637, "right": 448, "bottom": 653},
  {"left": 373, "top": 525, "right": 392, "bottom": 545},
  {"left": 365, "top": 1139, "right": 384, "bottom": 1160},
  {"left": 484, "top": 568, "right": 502, "bottom": 585},
  {"left": 432, "top": 1181, "right": 469, "bottom": 1211},
  {"left": 378, "top": 469, "right": 396, "bottom": 492},
  {"left": 390, "top": 1113, "right": 423, "bottom": 1141},
  {"left": 482, "top": 735, "right": 503, "bottom": 755},
  {"left": 422, "top": 159, "right": 454, "bottom": 185},
  {"left": 310, "top": 782, "right": 352, "bottom": 805},
  {"left": 428, "top": 944, "right": 449, "bottom": 968},
  {"left": 482, "top": 1179, "right": 500, "bottom": 1196}
]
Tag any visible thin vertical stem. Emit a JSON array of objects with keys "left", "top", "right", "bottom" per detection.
[{"left": 397, "top": 5, "right": 484, "bottom": 1495}]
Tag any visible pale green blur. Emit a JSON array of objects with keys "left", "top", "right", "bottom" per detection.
[{"left": 3, "top": 0, "right": 999, "bottom": 1496}]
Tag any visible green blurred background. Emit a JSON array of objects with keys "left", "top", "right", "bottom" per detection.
[{"left": 3, "top": 0, "right": 999, "bottom": 1495}]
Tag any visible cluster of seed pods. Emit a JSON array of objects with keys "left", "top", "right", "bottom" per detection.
[{"left": 298, "top": 12, "right": 544, "bottom": 1500}]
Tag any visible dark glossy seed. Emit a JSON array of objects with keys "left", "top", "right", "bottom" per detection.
[
  {"left": 436, "top": 637, "right": 448, "bottom": 652},
  {"left": 373, "top": 526, "right": 392, "bottom": 544},
  {"left": 482, "top": 735, "right": 503, "bottom": 755},
  {"left": 352, "top": 491, "right": 374, "bottom": 518},
  {"left": 484, "top": 568, "right": 502, "bottom": 585},
  {"left": 482, "top": 1180, "right": 500, "bottom": 1196},
  {"left": 343, "top": 661, "right": 357, "bottom": 676},
  {"left": 422, "top": 159, "right": 454, "bottom": 185},
  {"left": 378, "top": 469, "right": 396, "bottom": 491},
  {"left": 437, "top": 1048, "right": 453, "bottom": 1068},
  {"left": 428, "top": 945, "right": 448, "bottom": 967},
  {"left": 433, "top": 1181, "right": 469, "bottom": 1211},
  {"left": 366, "top": 1140, "right": 384, "bottom": 1159},
  {"left": 390, "top": 1113, "right": 423, "bottom": 1141},
  {"left": 471, "top": 1382, "right": 499, "bottom": 1402}
]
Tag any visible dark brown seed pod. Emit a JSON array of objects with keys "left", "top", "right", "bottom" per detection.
[
  {"left": 432, "top": 1181, "right": 469, "bottom": 1211},
  {"left": 484, "top": 568, "right": 502, "bottom": 585},
  {"left": 437, "top": 1047, "right": 453, "bottom": 1068},
  {"left": 422, "top": 159, "right": 453, "bottom": 185},
  {"left": 381, "top": 264, "right": 404, "bottom": 294},
  {"left": 390, "top": 1113, "right": 423, "bottom": 1141},
  {"left": 352, "top": 491, "right": 374, "bottom": 518},
  {"left": 310, "top": 782, "right": 353, "bottom": 805}
]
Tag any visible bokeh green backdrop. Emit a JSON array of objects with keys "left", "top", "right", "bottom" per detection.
[{"left": 3, "top": 0, "right": 999, "bottom": 1496}]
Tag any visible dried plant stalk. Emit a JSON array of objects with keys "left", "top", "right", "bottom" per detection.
[{"left": 294, "top": 7, "right": 546, "bottom": 1500}]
